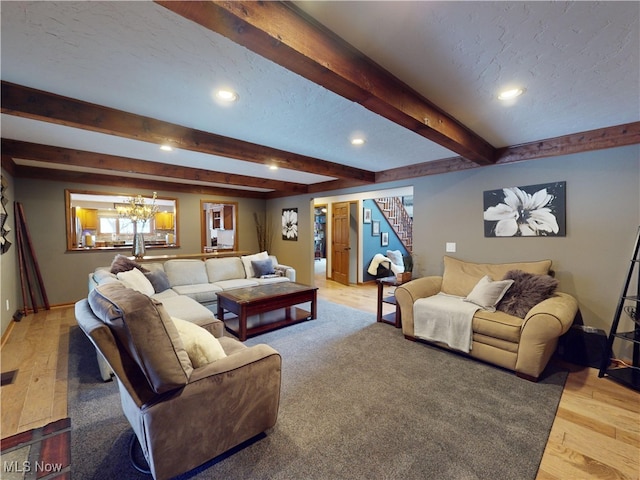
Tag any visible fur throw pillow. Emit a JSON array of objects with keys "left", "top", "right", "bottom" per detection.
[
  {"left": 109, "top": 254, "right": 148, "bottom": 274},
  {"left": 496, "top": 269, "right": 559, "bottom": 319}
]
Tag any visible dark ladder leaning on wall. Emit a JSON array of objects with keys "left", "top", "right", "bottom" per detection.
[
  {"left": 14, "top": 202, "right": 49, "bottom": 318},
  {"left": 598, "top": 226, "right": 640, "bottom": 392}
]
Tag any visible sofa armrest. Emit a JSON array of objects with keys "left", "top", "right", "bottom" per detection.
[
  {"left": 275, "top": 264, "right": 296, "bottom": 282},
  {"left": 516, "top": 292, "right": 578, "bottom": 379},
  {"left": 395, "top": 276, "right": 443, "bottom": 338},
  {"left": 188, "top": 343, "right": 281, "bottom": 382}
]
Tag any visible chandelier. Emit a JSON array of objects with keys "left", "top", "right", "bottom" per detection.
[{"left": 115, "top": 192, "right": 159, "bottom": 225}]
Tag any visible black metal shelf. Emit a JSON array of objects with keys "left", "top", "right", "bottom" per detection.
[
  {"left": 603, "top": 367, "right": 640, "bottom": 391},
  {"left": 599, "top": 226, "right": 640, "bottom": 392}
]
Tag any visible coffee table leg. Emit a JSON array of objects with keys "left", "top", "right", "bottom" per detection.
[
  {"left": 311, "top": 290, "right": 317, "bottom": 319},
  {"left": 217, "top": 301, "right": 224, "bottom": 320},
  {"left": 239, "top": 307, "right": 247, "bottom": 341}
]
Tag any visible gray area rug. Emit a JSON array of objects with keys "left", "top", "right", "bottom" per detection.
[{"left": 68, "top": 300, "right": 567, "bottom": 479}]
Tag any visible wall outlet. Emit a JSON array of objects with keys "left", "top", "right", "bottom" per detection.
[{"left": 446, "top": 242, "right": 456, "bottom": 253}]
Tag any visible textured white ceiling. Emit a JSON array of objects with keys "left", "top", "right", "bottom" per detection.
[{"left": 1, "top": 1, "right": 638, "bottom": 189}]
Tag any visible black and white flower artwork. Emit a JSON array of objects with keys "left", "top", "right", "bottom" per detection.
[
  {"left": 483, "top": 181, "right": 566, "bottom": 237},
  {"left": 282, "top": 208, "right": 298, "bottom": 241}
]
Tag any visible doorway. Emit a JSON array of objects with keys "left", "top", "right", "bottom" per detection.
[
  {"left": 330, "top": 201, "right": 358, "bottom": 285},
  {"left": 314, "top": 205, "right": 327, "bottom": 279}
]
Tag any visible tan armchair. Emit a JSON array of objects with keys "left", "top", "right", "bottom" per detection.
[
  {"left": 75, "top": 283, "right": 281, "bottom": 480},
  {"left": 395, "top": 256, "right": 578, "bottom": 381}
]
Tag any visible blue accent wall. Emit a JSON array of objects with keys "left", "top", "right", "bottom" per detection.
[{"left": 362, "top": 198, "right": 408, "bottom": 281}]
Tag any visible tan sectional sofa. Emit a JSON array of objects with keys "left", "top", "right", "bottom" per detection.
[
  {"left": 89, "top": 252, "right": 295, "bottom": 380},
  {"left": 395, "top": 256, "right": 579, "bottom": 381}
]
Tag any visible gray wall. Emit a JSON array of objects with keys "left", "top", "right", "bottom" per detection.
[
  {"left": 9, "top": 179, "right": 266, "bottom": 310},
  {"left": 408, "top": 145, "right": 639, "bottom": 335},
  {"left": 2, "top": 145, "right": 639, "bottom": 342}
]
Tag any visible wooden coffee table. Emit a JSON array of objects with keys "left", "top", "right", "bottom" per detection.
[{"left": 216, "top": 282, "right": 318, "bottom": 340}]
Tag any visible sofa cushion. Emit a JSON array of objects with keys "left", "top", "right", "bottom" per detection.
[
  {"left": 205, "top": 257, "right": 246, "bottom": 283},
  {"left": 463, "top": 275, "right": 514, "bottom": 312},
  {"left": 171, "top": 317, "right": 227, "bottom": 368},
  {"left": 171, "top": 284, "right": 221, "bottom": 304},
  {"left": 144, "top": 270, "right": 171, "bottom": 293},
  {"left": 252, "top": 258, "right": 275, "bottom": 277},
  {"left": 472, "top": 309, "right": 524, "bottom": 344},
  {"left": 441, "top": 256, "right": 552, "bottom": 297},
  {"left": 158, "top": 295, "right": 220, "bottom": 335},
  {"left": 241, "top": 251, "right": 269, "bottom": 278},
  {"left": 212, "top": 279, "right": 259, "bottom": 290},
  {"left": 164, "top": 260, "right": 209, "bottom": 287},
  {"left": 93, "top": 268, "right": 118, "bottom": 285},
  {"left": 255, "top": 276, "right": 290, "bottom": 286},
  {"left": 88, "top": 282, "right": 192, "bottom": 393},
  {"left": 110, "top": 254, "right": 148, "bottom": 274},
  {"left": 497, "top": 270, "right": 559, "bottom": 318},
  {"left": 116, "top": 268, "right": 155, "bottom": 296}
]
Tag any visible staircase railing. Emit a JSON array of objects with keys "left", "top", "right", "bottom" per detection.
[{"left": 374, "top": 197, "right": 412, "bottom": 253}]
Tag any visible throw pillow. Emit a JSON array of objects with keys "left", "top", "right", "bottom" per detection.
[
  {"left": 171, "top": 317, "right": 227, "bottom": 368},
  {"left": 88, "top": 283, "right": 192, "bottom": 394},
  {"left": 144, "top": 270, "right": 171, "bottom": 293},
  {"left": 252, "top": 258, "right": 275, "bottom": 277},
  {"left": 497, "top": 270, "right": 559, "bottom": 318},
  {"left": 464, "top": 275, "right": 514, "bottom": 312},
  {"left": 109, "top": 254, "right": 148, "bottom": 274},
  {"left": 241, "top": 251, "right": 269, "bottom": 278},
  {"left": 386, "top": 250, "right": 404, "bottom": 268},
  {"left": 117, "top": 268, "right": 155, "bottom": 296}
]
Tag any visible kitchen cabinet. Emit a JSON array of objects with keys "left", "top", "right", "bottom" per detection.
[
  {"left": 213, "top": 206, "right": 234, "bottom": 230},
  {"left": 78, "top": 208, "right": 98, "bottom": 230},
  {"left": 155, "top": 212, "right": 174, "bottom": 230}
]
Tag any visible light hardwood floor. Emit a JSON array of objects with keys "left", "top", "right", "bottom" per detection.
[{"left": 1, "top": 264, "right": 638, "bottom": 479}]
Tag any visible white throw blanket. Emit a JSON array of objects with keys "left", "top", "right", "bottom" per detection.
[
  {"left": 413, "top": 293, "right": 479, "bottom": 353},
  {"left": 367, "top": 253, "right": 404, "bottom": 276}
]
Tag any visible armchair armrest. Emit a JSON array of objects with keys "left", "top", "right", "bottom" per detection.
[
  {"left": 516, "top": 292, "right": 578, "bottom": 379},
  {"left": 395, "top": 276, "right": 443, "bottom": 338},
  {"left": 136, "top": 343, "right": 282, "bottom": 479}
]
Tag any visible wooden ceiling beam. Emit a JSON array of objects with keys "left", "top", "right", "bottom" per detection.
[
  {"left": 1, "top": 139, "right": 308, "bottom": 194},
  {"left": 12, "top": 164, "right": 269, "bottom": 199},
  {"left": 156, "top": 0, "right": 497, "bottom": 166},
  {"left": 376, "top": 122, "right": 640, "bottom": 183},
  {"left": 1, "top": 81, "right": 375, "bottom": 183},
  {"left": 495, "top": 122, "right": 640, "bottom": 164}
]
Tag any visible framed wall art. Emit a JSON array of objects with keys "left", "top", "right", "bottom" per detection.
[
  {"left": 363, "top": 208, "right": 372, "bottom": 224},
  {"left": 483, "top": 181, "right": 566, "bottom": 237},
  {"left": 372, "top": 220, "right": 380, "bottom": 236},
  {"left": 282, "top": 208, "right": 298, "bottom": 241},
  {"left": 381, "top": 231, "right": 389, "bottom": 247}
]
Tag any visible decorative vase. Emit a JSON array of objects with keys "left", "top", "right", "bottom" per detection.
[
  {"left": 131, "top": 221, "right": 145, "bottom": 259},
  {"left": 133, "top": 233, "right": 145, "bottom": 259}
]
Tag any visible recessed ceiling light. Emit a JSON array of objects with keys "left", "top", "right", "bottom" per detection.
[
  {"left": 160, "top": 145, "right": 173, "bottom": 152},
  {"left": 351, "top": 137, "right": 366, "bottom": 146},
  {"left": 215, "top": 89, "right": 238, "bottom": 102},
  {"left": 269, "top": 165, "right": 278, "bottom": 171},
  {"left": 498, "top": 87, "right": 525, "bottom": 101}
]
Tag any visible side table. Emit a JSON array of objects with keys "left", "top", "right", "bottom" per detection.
[{"left": 376, "top": 275, "right": 405, "bottom": 328}]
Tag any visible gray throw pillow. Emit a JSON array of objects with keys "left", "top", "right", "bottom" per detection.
[
  {"left": 145, "top": 270, "right": 171, "bottom": 293},
  {"left": 497, "top": 270, "right": 559, "bottom": 318},
  {"left": 110, "top": 254, "right": 148, "bottom": 274},
  {"left": 251, "top": 258, "right": 275, "bottom": 277}
]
